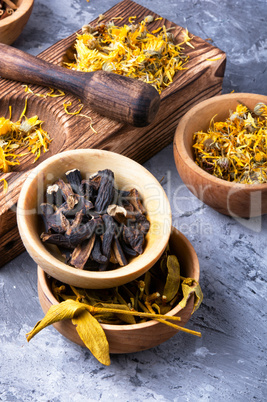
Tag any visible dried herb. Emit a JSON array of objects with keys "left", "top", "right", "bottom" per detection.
[
  {"left": 26, "top": 299, "right": 111, "bottom": 366},
  {"left": 65, "top": 17, "right": 193, "bottom": 93},
  {"left": 21, "top": 86, "right": 97, "bottom": 134},
  {"left": 193, "top": 102, "right": 267, "bottom": 184},
  {"left": 0, "top": 99, "right": 52, "bottom": 174},
  {"left": 26, "top": 244, "right": 202, "bottom": 365},
  {"left": 40, "top": 169, "right": 149, "bottom": 270},
  {"left": 0, "top": 0, "right": 17, "bottom": 21}
]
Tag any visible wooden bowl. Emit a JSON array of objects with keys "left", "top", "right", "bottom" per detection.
[
  {"left": 37, "top": 226, "right": 200, "bottom": 354},
  {"left": 0, "top": 0, "right": 34, "bottom": 45},
  {"left": 17, "top": 149, "right": 172, "bottom": 289},
  {"left": 173, "top": 93, "right": 267, "bottom": 218}
]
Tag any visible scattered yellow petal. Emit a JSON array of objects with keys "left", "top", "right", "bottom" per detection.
[
  {"left": 63, "top": 101, "right": 84, "bottom": 115},
  {"left": 151, "top": 27, "right": 162, "bottom": 34},
  {"left": 206, "top": 56, "right": 222, "bottom": 61},
  {"left": 128, "top": 15, "right": 136, "bottom": 23},
  {"left": 0, "top": 99, "right": 52, "bottom": 173},
  {"left": 0, "top": 178, "right": 8, "bottom": 194}
]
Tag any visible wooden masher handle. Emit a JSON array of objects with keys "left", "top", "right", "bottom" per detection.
[{"left": 0, "top": 44, "right": 160, "bottom": 127}]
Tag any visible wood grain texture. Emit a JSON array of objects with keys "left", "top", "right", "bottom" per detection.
[
  {"left": 37, "top": 226, "right": 200, "bottom": 354},
  {"left": 173, "top": 93, "right": 267, "bottom": 217},
  {"left": 0, "top": 44, "right": 161, "bottom": 127},
  {"left": 0, "top": 0, "right": 226, "bottom": 266}
]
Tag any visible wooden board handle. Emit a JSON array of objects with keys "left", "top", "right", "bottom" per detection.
[{"left": 0, "top": 44, "right": 160, "bottom": 126}]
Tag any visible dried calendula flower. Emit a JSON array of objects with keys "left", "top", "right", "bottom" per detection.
[
  {"left": 193, "top": 102, "right": 267, "bottom": 184},
  {"left": 65, "top": 17, "right": 192, "bottom": 93},
  {"left": 0, "top": 99, "right": 52, "bottom": 173},
  {"left": 144, "top": 15, "right": 154, "bottom": 23}
]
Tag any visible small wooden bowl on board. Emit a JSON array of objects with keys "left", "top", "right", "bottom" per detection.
[
  {"left": 0, "top": 0, "right": 34, "bottom": 45},
  {"left": 37, "top": 226, "right": 200, "bottom": 354},
  {"left": 173, "top": 93, "right": 267, "bottom": 218},
  {"left": 17, "top": 149, "right": 172, "bottom": 289}
]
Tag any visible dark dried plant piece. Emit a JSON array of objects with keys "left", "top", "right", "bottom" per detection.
[
  {"left": 66, "top": 216, "right": 101, "bottom": 247},
  {"left": 79, "top": 179, "right": 95, "bottom": 201},
  {"left": 101, "top": 214, "right": 116, "bottom": 260},
  {"left": 91, "top": 236, "right": 108, "bottom": 264},
  {"left": 65, "top": 209, "right": 84, "bottom": 237},
  {"left": 123, "top": 225, "right": 145, "bottom": 255},
  {"left": 94, "top": 169, "right": 115, "bottom": 212},
  {"left": 40, "top": 202, "right": 55, "bottom": 218},
  {"left": 135, "top": 213, "right": 150, "bottom": 235},
  {"left": 118, "top": 191, "right": 135, "bottom": 213},
  {"left": 128, "top": 188, "right": 146, "bottom": 214},
  {"left": 120, "top": 239, "right": 138, "bottom": 257},
  {"left": 56, "top": 178, "right": 79, "bottom": 209},
  {"left": 40, "top": 233, "right": 74, "bottom": 249},
  {"left": 41, "top": 207, "right": 70, "bottom": 234},
  {"left": 40, "top": 168, "right": 149, "bottom": 271},
  {"left": 65, "top": 168, "right": 82, "bottom": 194},
  {"left": 113, "top": 237, "right": 128, "bottom": 266},
  {"left": 70, "top": 234, "right": 96, "bottom": 269}
]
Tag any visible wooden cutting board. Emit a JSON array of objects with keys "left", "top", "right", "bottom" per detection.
[{"left": 0, "top": 0, "right": 226, "bottom": 267}]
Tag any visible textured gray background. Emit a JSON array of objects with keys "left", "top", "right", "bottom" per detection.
[{"left": 1, "top": 0, "right": 267, "bottom": 401}]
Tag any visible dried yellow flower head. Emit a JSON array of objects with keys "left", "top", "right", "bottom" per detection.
[
  {"left": 65, "top": 17, "right": 193, "bottom": 93},
  {"left": 193, "top": 102, "right": 267, "bottom": 184}
]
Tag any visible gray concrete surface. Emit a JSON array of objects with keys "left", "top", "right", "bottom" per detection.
[{"left": 1, "top": 0, "right": 267, "bottom": 401}]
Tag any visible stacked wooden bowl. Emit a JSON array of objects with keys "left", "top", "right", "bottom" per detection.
[
  {"left": 0, "top": 0, "right": 34, "bottom": 45},
  {"left": 17, "top": 149, "right": 200, "bottom": 353}
]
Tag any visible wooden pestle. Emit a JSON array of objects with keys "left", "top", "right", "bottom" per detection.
[{"left": 0, "top": 43, "right": 161, "bottom": 127}]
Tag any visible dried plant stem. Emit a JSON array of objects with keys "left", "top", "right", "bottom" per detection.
[
  {"left": 145, "top": 303, "right": 201, "bottom": 337},
  {"left": 86, "top": 305, "right": 182, "bottom": 322}
]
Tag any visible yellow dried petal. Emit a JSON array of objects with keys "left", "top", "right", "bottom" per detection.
[
  {"left": 0, "top": 178, "right": 8, "bottom": 194},
  {"left": 0, "top": 117, "right": 12, "bottom": 136}
]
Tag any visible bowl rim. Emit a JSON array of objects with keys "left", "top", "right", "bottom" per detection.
[
  {"left": 174, "top": 92, "right": 267, "bottom": 190},
  {"left": 17, "top": 148, "right": 172, "bottom": 286},
  {"left": 37, "top": 226, "right": 200, "bottom": 331},
  {"left": 0, "top": 0, "right": 34, "bottom": 27}
]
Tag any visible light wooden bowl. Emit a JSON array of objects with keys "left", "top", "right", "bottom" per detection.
[
  {"left": 37, "top": 226, "right": 200, "bottom": 354},
  {"left": 173, "top": 93, "right": 267, "bottom": 218},
  {"left": 17, "top": 149, "right": 172, "bottom": 289},
  {"left": 0, "top": 0, "right": 34, "bottom": 45}
]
